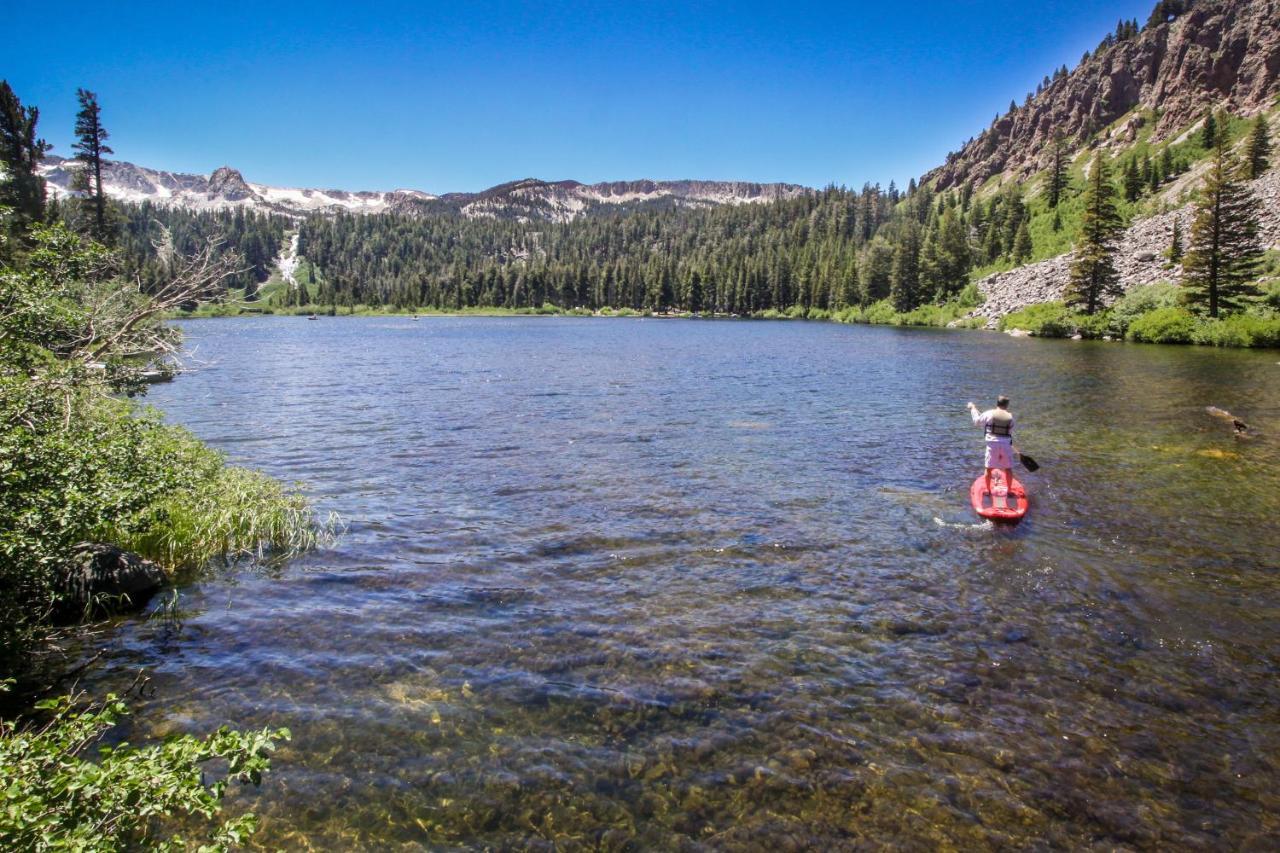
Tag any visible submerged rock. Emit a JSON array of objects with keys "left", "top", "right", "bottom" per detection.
[{"left": 56, "top": 543, "right": 165, "bottom": 622}]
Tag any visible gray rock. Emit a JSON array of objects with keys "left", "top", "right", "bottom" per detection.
[
  {"left": 56, "top": 543, "right": 166, "bottom": 622},
  {"left": 1135, "top": 251, "right": 1157, "bottom": 262}
]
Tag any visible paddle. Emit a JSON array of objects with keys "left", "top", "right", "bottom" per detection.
[{"left": 1015, "top": 447, "right": 1040, "bottom": 472}]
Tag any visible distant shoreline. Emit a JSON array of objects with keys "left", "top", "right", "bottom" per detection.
[{"left": 168, "top": 302, "right": 1280, "bottom": 349}]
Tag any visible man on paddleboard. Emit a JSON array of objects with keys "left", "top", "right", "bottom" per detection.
[{"left": 967, "top": 396, "right": 1014, "bottom": 498}]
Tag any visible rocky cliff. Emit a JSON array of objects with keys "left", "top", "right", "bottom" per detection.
[{"left": 927, "top": 0, "right": 1280, "bottom": 191}]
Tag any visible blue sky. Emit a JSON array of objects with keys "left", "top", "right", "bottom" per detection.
[{"left": 9, "top": 1, "right": 1154, "bottom": 192}]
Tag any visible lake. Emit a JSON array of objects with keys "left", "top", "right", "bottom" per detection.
[{"left": 78, "top": 316, "right": 1280, "bottom": 848}]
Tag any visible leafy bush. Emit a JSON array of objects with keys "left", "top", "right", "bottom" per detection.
[
  {"left": 998, "top": 302, "right": 1079, "bottom": 337},
  {"left": 1075, "top": 311, "right": 1114, "bottom": 339},
  {"left": 1191, "top": 313, "right": 1280, "bottom": 348},
  {"left": 1262, "top": 279, "right": 1280, "bottom": 310},
  {"left": 0, "top": 683, "right": 287, "bottom": 851},
  {"left": 1126, "top": 306, "right": 1197, "bottom": 343},
  {"left": 1107, "top": 282, "right": 1182, "bottom": 337},
  {"left": 858, "top": 299, "right": 899, "bottom": 325}
]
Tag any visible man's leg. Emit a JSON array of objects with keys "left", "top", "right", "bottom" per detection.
[{"left": 984, "top": 467, "right": 994, "bottom": 496}]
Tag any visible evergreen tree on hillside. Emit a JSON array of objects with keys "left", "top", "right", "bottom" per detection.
[
  {"left": 1045, "top": 134, "right": 1069, "bottom": 208},
  {"left": 0, "top": 81, "right": 52, "bottom": 239},
  {"left": 1181, "top": 140, "right": 1263, "bottom": 318},
  {"left": 1065, "top": 154, "right": 1123, "bottom": 314},
  {"left": 859, "top": 239, "right": 893, "bottom": 304},
  {"left": 1160, "top": 144, "right": 1175, "bottom": 180},
  {"left": 1012, "top": 220, "right": 1033, "bottom": 264},
  {"left": 889, "top": 223, "right": 921, "bottom": 312},
  {"left": 72, "top": 88, "right": 113, "bottom": 242},
  {"left": 1168, "top": 215, "right": 1183, "bottom": 262},
  {"left": 1244, "top": 114, "right": 1271, "bottom": 179},
  {"left": 1122, "top": 157, "right": 1143, "bottom": 202},
  {"left": 934, "top": 208, "right": 971, "bottom": 298},
  {"left": 1200, "top": 110, "right": 1218, "bottom": 150}
]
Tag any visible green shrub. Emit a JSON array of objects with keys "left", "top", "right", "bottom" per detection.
[
  {"left": 1108, "top": 282, "right": 1181, "bottom": 337},
  {"left": 784, "top": 304, "right": 808, "bottom": 319},
  {"left": 0, "top": 683, "right": 287, "bottom": 851},
  {"left": 859, "top": 299, "right": 899, "bottom": 325},
  {"left": 1262, "top": 279, "right": 1280, "bottom": 310},
  {"left": 1075, "top": 311, "right": 1113, "bottom": 339},
  {"left": 1192, "top": 313, "right": 1280, "bottom": 348},
  {"left": 1126, "top": 306, "right": 1197, "bottom": 343},
  {"left": 998, "top": 302, "right": 1078, "bottom": 337}
]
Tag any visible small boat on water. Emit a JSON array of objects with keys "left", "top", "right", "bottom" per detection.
[
  {"left": 307, "top": 313, "right": 318, "bottom": 320},
  {"left": 969, "top": 469, "right": 1028, "bottom": 524}
]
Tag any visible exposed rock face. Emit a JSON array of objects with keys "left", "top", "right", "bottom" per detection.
[
  {"left": 55, "top": 543, "right": 166, "bottom": 622},
  {"left": 927, "top": 0, "right": 1280, "bottom": 191},
  {"left": 454, "top": 177, "right": 811, "bottom": 223},
  {"left": 207, "top": 165, "right": 257, "bottom": 201},
  {"left": 972, "top": 165, "right": 1280, "bottom": 319}
]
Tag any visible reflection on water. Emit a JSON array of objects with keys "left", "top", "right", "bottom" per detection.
[{"left": 80, "top": 317, "right": 1280, "bottom": 848}]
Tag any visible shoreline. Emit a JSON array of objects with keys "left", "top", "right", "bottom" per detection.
[{"left": 170, "top": 301, "right": 1280, "bottom": 350}]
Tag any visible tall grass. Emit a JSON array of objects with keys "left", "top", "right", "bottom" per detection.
[{"left": 110, "top": 465, "right": 331, "bottom": 570}]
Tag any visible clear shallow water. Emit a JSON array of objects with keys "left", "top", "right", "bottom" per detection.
[{"left": 78, "top": 317, "right": 1280, "bottom": 849}]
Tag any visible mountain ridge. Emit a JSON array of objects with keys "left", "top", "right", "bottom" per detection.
[
  {"left": 37, "top": 155, "right": 812, "bottom": 223},
  {"left": 927, "top": 0, "right": 1280, "bottom": 191}
]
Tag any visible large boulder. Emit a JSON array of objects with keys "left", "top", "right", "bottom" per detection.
[{"left": 56, "top": 544, "right": 166, "bottom": 622}]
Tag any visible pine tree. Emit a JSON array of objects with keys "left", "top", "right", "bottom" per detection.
[
  {"left": 1065, "top": 154, "right": 1124, "bottom": 314},
  {"left": 1046, "top": 135, "right": 1069, "bottom": 208},
  {"left": 1052, "top": 207, "right": 1063, "bottom": 232},
  {"left": 72, "top": 88, "right": 114, "bottom": 241},
  {"left": 0, "top": 81, "right": 52, "bottom": 239},
  {"left": 1160, "top": 145, "right": 1175, "bottom": 180},
  {"left": 859, "top": 239, "right": 894, "bottom": 304},
  {"left": 1200, "top": 110, "right": 1218, "bottom": 150},
  {"left": 1244, "top": 114, "right": 1271, "bottom": 179},
  {"left": 1169, "top": 216, "right": 1183, "bottom": 262},
  {"left": 1123, "top": 157, "right": 1143, "bottom": 202},
  {"left": 1012, "top": 220, "right": 1033, "bottom": 264},
  {"left": 1181, "top": 140, "right": 1263, "bottom": 318},
  {"left": 935, "top": 208, "right": 971, "bottom": 297},
  {"left": 889, "top": 224, "right": 921, "bottom": 312}
]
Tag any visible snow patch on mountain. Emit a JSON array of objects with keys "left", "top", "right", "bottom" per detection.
[
  {"left": 37, "top": 156, "right": 437, "bottom": 217},
  {"left": 277, "top": 233, "right": 300, "bottom": 288}
]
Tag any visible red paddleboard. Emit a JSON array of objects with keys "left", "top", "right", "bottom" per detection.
[{"left": 970, "top": 469, "right": 1028, "bottom": 523}]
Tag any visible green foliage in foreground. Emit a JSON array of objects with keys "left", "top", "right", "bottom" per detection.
[
  {"left": 1, "top": 226, "right": 324, "bottom": 676},
  {"left": 0, "top": 682, "right": 288, "bottom": 852},
  {"left": 998, "top": 282, "right": 1280, "bottom": 347}
]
